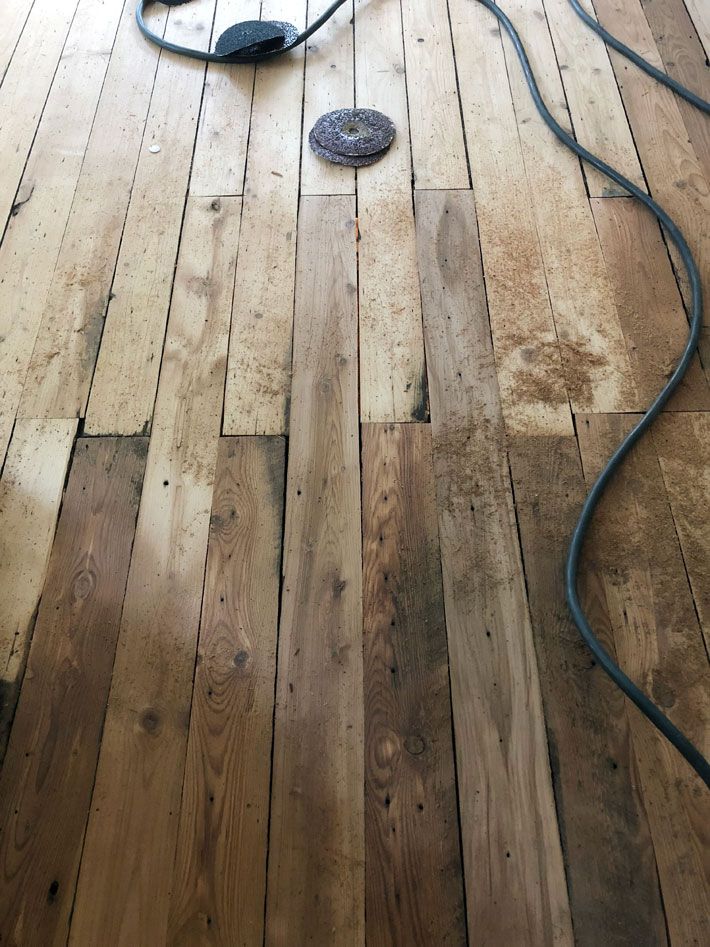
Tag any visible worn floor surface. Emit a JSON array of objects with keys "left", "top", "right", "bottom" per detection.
[{"left": 0, "top": 0, "right": 708, "bottom": 943}]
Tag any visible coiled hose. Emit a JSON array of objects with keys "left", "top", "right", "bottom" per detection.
[{"left": 476, "top": 0, "right": 710, "bottom": 786}]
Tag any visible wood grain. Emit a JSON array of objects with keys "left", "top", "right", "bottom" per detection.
[
  {"left": 362, "top": 422, "right": 466, "bottom": 946},
  {"left": 85, "top": 1, "right": 217, "bottom": 434},
  {"left": 69, "top": 196, "right": 241, "bottom": 946},
  {"left": 415, "top": 189, "right": 572, "bottom": 944},
  {"left": 265, "top": 195, "right": 364, "bottom": 945},
  {"left": 0, "top": 0, "right": 144, "bottom": 464},
  {"left": 653, "top": 412, "right": 710, "bottom": 653},
  {"left": 13, "top": 0, "right": 167, "bottom": 425},
  {"left": 508, "top": 434, "right": 667, "bottom": 946},
  {"left": 169, "top": 436, "right": 285, "bottom": 946},
  {"left": 0, "top": 419, "right": 76, "bottom": 761},
  {"left": 592, "top": 196, "right": 710, "bottom": 410},
  {"left": 401, "top": 0, "right": 469, "bottom": 189},
  {"left": 448, "top": 0, "right": 573, "bottom": 436},
  {"left": 0, "top": 437, "right": 146, "bottom": 947},
  {"left": 223, "top": 0, "right": 307, "bottom": 436},
  {"left": 577, "top": 413, "right": 710, "bottom": 946},
  {"left": 0, "top": 0, "right": 81, "bottom": 230},
  {"left": 189, "top": 0, "right": 260, "bottom": 197}
]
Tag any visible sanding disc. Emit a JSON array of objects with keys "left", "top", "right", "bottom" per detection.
[
  {"left": 215, "top": 20, "right": 299, "bottom": 57},
  {"left": 312, "top": 108, "right": 396, "bottom": 157},
  {"left": 308, "top": 128, "right": 391, "bottom": 167}
]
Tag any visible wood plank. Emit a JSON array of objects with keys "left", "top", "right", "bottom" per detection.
[
  {"left": 592, "top": 196, "right": 710, "bottom": 410},
  {"left": 223, "top": 0, "right": 306, "bottom": 436},
  {"left": 0, "top": 437, "right": 146, "bottom": 947},
  {"left": 577, "top": 413, "right": 710, "bottom": 945},
  {"left": 0, "top": 1, "right": 35, "bottom": 83},
  {"left": 189, "top": 0, "right": 260, "bottom": 196},
  {"left": 0, "top": 419, "right": 76, "bottom": 761},
  {"left": 501, "top": 0, "right": 638, "bottom": 414},
  {"left": 69, "top": 196, "right": 241, "bottom": 945},
  {"left": 415, "top": 189, "right": 572, "bottom": 943},
  {"left": 684, "top": 0, "right": 710, "bottom": 60},
  {"left": 0, "top": 0, "right": 80, "bottom": 230},
  {"left": 400, "top": 0, "right": 469, "bottom": 189},
  {"left": 0, "top": 0, "right": 140, "bottom": 465},
  {"left": 592, "top": 0, "right": 710, "bottom": 374},
  {"left": 448, "top": 0, "right": 573, "bottom": 436},
  {"left": 84, "top": 1, "right": 218, "bottom": 434},
  {"left": 653, "top": 412, "right": 710, "bottom": 652},
  {"left": 11, "top": 1, "right": 168, "bottom": 428},
  {"left": 643, "top": 0, "right": 710, "bottom": 184},
  {"left": 265, "top": 195, "right": 363, "bottom": 944},
  {"left": 300, "top": 0, "right": 355, "bottom": 196},
  {"left": 542, "top": 0, "right": 645, "bottom": 197},
  {"left": 362, "top": 422, "right": 466, "bottom": 946},
  {"left": 508, "top": 434, "right": 667, "bottom": 946},
  {"left": 355, "top": 0, "right": 427, "bottom": 423},
  {"left": 168, "top": 435, "right": 285, "bottom": 946}
]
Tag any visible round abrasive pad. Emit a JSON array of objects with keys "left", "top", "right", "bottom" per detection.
[
  {"left": 215, "top": 20, "right": 299, "bottom": 57},
  {"left": 308, "top": 129, "right": 391, "bottom": 167},
  {"left": 313, "top": 108, "right": 395, "bottom": 157}
]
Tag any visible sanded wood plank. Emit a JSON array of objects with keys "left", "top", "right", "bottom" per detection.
[
  {"left": 355, "top": 0, "right": 426, "bottom": 423},
  {"left": 0, "top": 437, "right": 146, "bottom": 947},
  {"left": 653, "top": 412, "right": 710, "bottom": 652},
  {"left": 592, "top": 196, "right": 710, "bottom": 410},
  {"left": 592, "top": 0, "right": 710, "bottom": 373},
  {"left": 84, "top": 2, "right": 218, "bottom": 434},
  {"left": 189, "top": 0, "right": 260, "bottom": 196},
  {"left": 12, "top": 1, "right": 168, "bottom": 426},
  {"left": 502, "top": 0, "right": 638, "bottom": 414},
  {"left": 415, "top": 189, "right": 572, "bottom": 943},
  {"left": 643, "top": 0, "right": 710, "bottom": 184},
  {"left": 508, "top": 434, "right": 667, "bottom": 946},
  {"left": 684, "top": 0, "right": 710, "bottom": 60},
  {"left": 401, "top": 0, "right": 469, "bottom": 189},
  {"left": 0, "top": 1, "right": 36, "bottom": 83},
  {"left": 542, "top": 0, "right": 645, "bottom": 197},
  {"left": 362, "top": 422, "right": 466, "bottom": 946},
  {"left": 301, "top": 0, "right": 355, "bottom": 196},
  {"left": 169, "top": 435, "right": 285, "bottom": 946},
  {"left": 577, "top": 413, "right": 710, "bottom": 945},
  {"left": 0, "top": 0, "right": 139, "bottom": 465},
  {"left": 0, "top": 419, "right": 76, "bottom": 761},
  {"left": 265, "top": 195, "right": 363, "bottom": 944},
  {"left": 0, "top": 0, "right": 80, "bottom": 230},
  {"left": 69, "top": 197, "right": 241, "bottom": 946},
  {"left": 449, "top": 0, "right": 573, "bottom": 436},
  {"left": 223, "top": 0, "right": 306, "bottom": 436}
]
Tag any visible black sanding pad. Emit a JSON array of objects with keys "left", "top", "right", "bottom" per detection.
[
  {"left": 313, "top": 108, "right": 396, "bottom": 156},
  {"left": 308, "top": 128, "right": 392, "bottom": 167},
  {"left": 215, "top": 19, "right": 299, "bottom": 57}
]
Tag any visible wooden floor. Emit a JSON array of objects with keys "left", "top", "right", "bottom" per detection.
[{"left": 0, "top": 0, "right": 708, "bottom": 943}]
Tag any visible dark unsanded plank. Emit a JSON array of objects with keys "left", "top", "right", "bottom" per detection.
[
  {"left": 415, "top": 189, "right": 572, "bottom": 944},
  {"left": 362, "top": 422, "right": 466, "bottom": 946},
  {"left": 508, "top": 435, "right": 667, "bottom": 946},
  {"left": 0, "top": 437, "right": 146, "bottom": 947},
  {"left": 168, "top": 436, "right": 285, "bottom": 946},
  {"left": 577, "top": 414, "right": 710, "bottom": 945},
  {"left": 265, "top": 196, "right": 363, "bottom": 945}
]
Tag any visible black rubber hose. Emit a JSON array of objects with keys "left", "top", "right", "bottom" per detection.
[
  {"left": 135, "top": 0, "right": 350, "bottom": 64},
  {"left": 568, "top": 0, "right": 710, "bottom": 114},
  {"left": 476, "top": 0, "right": 710, "bottom": 787}
]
